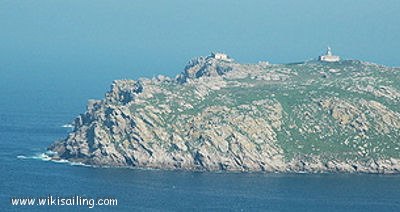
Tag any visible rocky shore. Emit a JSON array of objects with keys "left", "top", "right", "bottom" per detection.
[{"left": 48, "top": 53, "right": 400, "bottom": 173}]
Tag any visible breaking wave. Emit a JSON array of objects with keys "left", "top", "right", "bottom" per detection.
[
  {"left": 61, "top": 124, "right": 74, "bottom": 128},
  {"left": 16, "top": 152, "right": 91, "bottom": 167}
]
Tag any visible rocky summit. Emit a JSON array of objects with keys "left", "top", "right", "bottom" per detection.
[{"left": 48, "top": 53, "right": 400, "bottom": 173}]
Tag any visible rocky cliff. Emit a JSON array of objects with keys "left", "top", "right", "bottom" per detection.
[{"left": 48, "top": 53, "right": 400, "bottom": 173}]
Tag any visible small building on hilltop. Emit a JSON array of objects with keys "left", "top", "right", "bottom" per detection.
[
  {"left": 319, "top": 47, "right": 340, "bottom": 62},
  {"left": 210, "top": 52, "right": 233, "bottom": 61}
]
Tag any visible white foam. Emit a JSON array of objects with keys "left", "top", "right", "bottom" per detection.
[
  {"left": 51, "top": 158, "right": 68, "bottom": 163},
  {"left": 61, "top": 124, "right": 74, "bottom": 128},
  {"left": 17, "top": 153, "right": 50, "bottom": 160},
  {"left": 32, "top": 153, "right": 52, "bottom": 161},
  {"left": 45, "top": 150, "right": 57, "bottom": 157},
  {"left": 17, "top": 152, "right": 93, "bottom": 168},
  {"left": 16, "top": 153, "right": 52, "bottom": 162},
  {"left": 70, "top": 162, "right": 92, "bottom": 167}
]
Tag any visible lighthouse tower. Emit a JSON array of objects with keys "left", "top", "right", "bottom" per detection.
[{"left": 319, "top": 47, "right": 340, "bottom": 62}]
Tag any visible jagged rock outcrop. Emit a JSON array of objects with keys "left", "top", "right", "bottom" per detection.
[
  {"left": 176, "top": 54, "right": 235, "bottom": 83},
  {"left": 48, "top": 53, "right": 400, "bottom": 173}
]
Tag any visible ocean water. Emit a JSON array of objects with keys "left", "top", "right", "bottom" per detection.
[{"left": 1, "top": 97, "right": 400, "bottom": 211}]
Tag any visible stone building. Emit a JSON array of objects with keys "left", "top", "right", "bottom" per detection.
[{"left": 210, "top": 52, "right": 232, "bottom": 61}]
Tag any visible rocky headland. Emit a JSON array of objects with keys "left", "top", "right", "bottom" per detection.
[{"left": 48, "top": 53, "right": 400, "bottom": 173}]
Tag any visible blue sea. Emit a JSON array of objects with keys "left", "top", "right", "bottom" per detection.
[{"left": 1, "top": 93, "right": 400, "bottom": 211}]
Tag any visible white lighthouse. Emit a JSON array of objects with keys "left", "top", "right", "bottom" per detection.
[{"left": 319, "top": 47, "right": 340, "bottom": 62}]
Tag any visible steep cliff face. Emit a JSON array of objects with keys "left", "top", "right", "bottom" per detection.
[{"left": 48, "top": 54, "right": 400, "bottom": 173}]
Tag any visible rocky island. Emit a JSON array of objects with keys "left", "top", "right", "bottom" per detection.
[{"left": 48, "top": 51, "right": 400, "bottom": 173}]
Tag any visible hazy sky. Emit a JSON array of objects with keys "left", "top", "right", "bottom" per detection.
[{"left": 1, "top": 0, "right": 399, "bottom": 112}]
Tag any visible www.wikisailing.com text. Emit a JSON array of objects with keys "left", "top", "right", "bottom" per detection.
[{"left": 10, "top": 195, "right": 117, "bottom": 208}]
